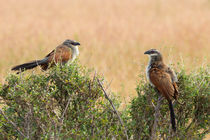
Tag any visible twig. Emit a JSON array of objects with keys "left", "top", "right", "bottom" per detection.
[
  {"left": 58, "top": 96, "right": 71, "bottom": 134},
  {"left": 185, "top": 118, "right": 196, "bottom": 132},
  {"left": 97, "top": 78, "right": 129, "bottom": 140},
  {"left": 61, "top": 97, "right": 71, "bottom": 121},
  {"left": 25, "top": 106, "right": 32, "bottom": 139},
  {"left": 105, "top": 79, "right": 113, "bottom": 91},
  {"left": 151, "top": 95, "right": 163, "bottom": 140},
  {"left": 92, "top": 71, "right": 97, "bottom": 83},
  {"left": 0, "top": 109, "right": 27, "bottom": 138}
]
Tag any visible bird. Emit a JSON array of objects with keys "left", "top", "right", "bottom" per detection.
[
  {"left": 144, "top": 49, "right": 178, "bottom": 132},
  {"left": 11, "top": 39, "right": 80, "bottom": 74}
]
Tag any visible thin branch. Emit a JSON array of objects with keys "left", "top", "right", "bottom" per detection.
[
  {"left": 58, "top": 96, "right": 71, "bottom": 134},
  {"left": 60, "top": 96, "right": 71, "bottom": 122},
  {"left": 151, "top": 95, "right": 163, "bottom": 140},
  {"left": 185, "top": 118, "right": 196, "bottom": 132},
  {"left": 0, "top": 109, "right": 27, "bottom": 138},
  {"left": 97, "top": 78, "right": 129, "bottom": 140},
  {"left": 105, "top": 79, "right": 113, "bottom": 91},
  {"left": 92, "top": 71, "right": 97, "bottom": 83},
  {"left": 25, "top": 106, "right": 32, "bottom": 139}
]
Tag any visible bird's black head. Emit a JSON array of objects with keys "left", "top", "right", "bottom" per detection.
[
  {"left": 144, "top": 49, "right": 160, "bottom": 56},
  {"left": 63, "top": 39, "right": 80, "bottom": 46},
  {"left": 144, "top": 49, "right": 163, "bottom": 61}
]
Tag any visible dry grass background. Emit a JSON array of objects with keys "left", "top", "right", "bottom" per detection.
[
  {"left": 0, "top": 0, "right": 209, "bottom": 138},
  {"left": 0, "top": 0, "right": 209, "bottom": 101}
]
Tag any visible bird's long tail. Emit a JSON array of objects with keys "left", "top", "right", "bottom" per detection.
[
  {"left": 169, "top": 100, "right": 176, "bottom": 132},
  {"left": 11, "top": 58, "right": 48, "bottom": 73}
]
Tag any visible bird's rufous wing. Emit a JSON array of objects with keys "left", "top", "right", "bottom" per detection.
[
  {"left": 149, "top": 68, "right": 176, "bottom": 101},
  {"left": 46, "top": 45, "right": 72, "bottom": 63},
  {"left": 41, "top": 45, "right": 72, "bottom": 70}
]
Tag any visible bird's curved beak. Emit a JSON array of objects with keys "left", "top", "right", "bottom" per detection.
[
  {"left": 73, "top": 42, "right": 80, "bottom": 46},
  {"left": 144, "top": 50, "right": 151, "bottom": 55}
]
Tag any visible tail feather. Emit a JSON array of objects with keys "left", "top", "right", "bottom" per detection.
[
  {"left": 169, "top": 100, "right": 176, "bottom": 132},
  {"left": 11, "top": 58, "right": 48, "bottom": 72}
]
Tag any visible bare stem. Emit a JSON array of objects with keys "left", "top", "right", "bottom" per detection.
[
  {"left": 151, "top": 95, "right": 163, "bottom": 140},
  {"left": 97, "top": 78, "right": 129, "bottom": 140},
  {"left": 58, "top": 96, "right": 71, "bottom": 134}
]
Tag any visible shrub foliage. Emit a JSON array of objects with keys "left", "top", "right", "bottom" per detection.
[
  {"left": 0, "top": 62, "right": 209, "bottom": 139},
  {"left": 0, "top": 62, "right": 125, "bottom": 139},
  {"left": 129, "top": 66, "right": 209, "bottom": 139}
]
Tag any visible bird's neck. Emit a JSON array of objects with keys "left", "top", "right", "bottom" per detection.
[{"left": 148, "top": 55, "right": 163, "bottom": 67}]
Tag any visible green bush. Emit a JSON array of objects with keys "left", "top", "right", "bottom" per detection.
[
  {"left": 0, "top": 62, "right": 126, "bottom": 139},
  {"left": 0, "top": 61, "right": 209, "bottom": 139},
  {"left": 128, "top": 65, "right": 209, "bottom": 139}
]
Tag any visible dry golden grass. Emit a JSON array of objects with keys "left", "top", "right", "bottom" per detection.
[
  {"left": 0, "top": 0, "right": 209, "bottom": 138},
  {"left": 0, "top": 0, "right": 209, "bottom": 99}
]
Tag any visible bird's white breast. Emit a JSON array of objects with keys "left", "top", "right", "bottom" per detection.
[
  {"left": 72, "top": 46, "right": 79, "bottom": 61},
  {"left": 146, "top": 57, "right": 155, "bottom": 86},
  {"left": 146, "top": 65, "right": 150, "bottom": 81},
  {"left": 67, "top": 46, "right": 79, "bottom": 65}
]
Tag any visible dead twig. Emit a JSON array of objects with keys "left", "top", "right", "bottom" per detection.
[
  {"left": 97, "top": 78, "right": 129, "bottom": 140},
  {"left": 151, "top": 95, "right": 163, "bottom": 140},
  {"left": 58, "top": 96, "right": 71, "bottom": 134},
  {"left": 0, "top": 109, "right": 27, "bottom": 138}
]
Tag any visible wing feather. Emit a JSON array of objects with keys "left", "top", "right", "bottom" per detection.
[
  {"left": 41, "top": 45, "right": 72, "bottom": 70},
  {"left": 149, "top": 68, "right": 176, "bottom": 101}
]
